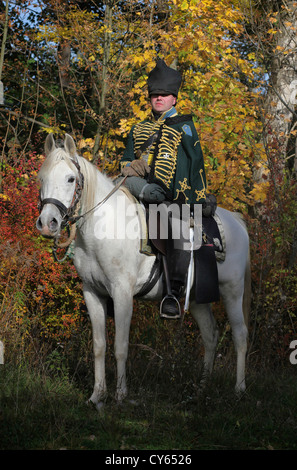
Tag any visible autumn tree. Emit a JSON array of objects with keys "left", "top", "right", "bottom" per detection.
[
  {"left": 241, "top": 1, "right": 297, "bottom": 262},
  {"left": 0, "top": 0, "right": 267, "bottom": 213},
  {"left": 115, "top": 0, "right": 267, "bottom": 210},
  {"left": 234, "top": 0, "right": 297, "bottom": 357}
]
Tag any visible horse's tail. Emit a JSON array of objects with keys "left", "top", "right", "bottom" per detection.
[{"left": 243, "top": 245, "right": 251, "bottom": 328}]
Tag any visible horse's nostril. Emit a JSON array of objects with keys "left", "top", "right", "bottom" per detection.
[
  {"left": 36, "top": 217, "right": 43, "bottom": 230},
  {"left": 49, "top": 218, "right": 58, "bottom": 230}
]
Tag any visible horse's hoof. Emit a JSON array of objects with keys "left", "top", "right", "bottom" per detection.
[
  {"left": 95, "top": 401, "right": 105, "bottom": 412},
  {"left": 128, "top": 399, "right": 138, "bottom": 406},
  {"left": 235, "top": 381, "right": 246, "bottom": 396},
  {"left": 87, "top": 398, "right": 105, "bottom": 412}
]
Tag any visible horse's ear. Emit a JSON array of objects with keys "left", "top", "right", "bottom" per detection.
[
  {"left": 64, "top": 134, "right": 77, "bottom": 160},
  {"left": 45, "top": 133, "right": 56, "bottom": 156}
]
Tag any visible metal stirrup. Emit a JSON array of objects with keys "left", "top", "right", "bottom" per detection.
[{"left": 160, "top": 294, "right": 181, "bottom": 319}]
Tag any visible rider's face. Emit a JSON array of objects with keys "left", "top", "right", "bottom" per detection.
[{"left": 150, "top": 93, "right": 177, "bottom": 114}]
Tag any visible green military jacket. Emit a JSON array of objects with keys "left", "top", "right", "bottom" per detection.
[{"left": 120, "top": 107, "right": 207, "bottom": 205}]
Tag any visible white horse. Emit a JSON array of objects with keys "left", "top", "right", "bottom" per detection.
[{"left": 36, "top": 134, "right": 250, "bottom": 408}]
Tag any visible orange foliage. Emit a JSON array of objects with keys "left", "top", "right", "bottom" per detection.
[{"left": 0, "top": 155, "right": 85, "bottom": 350}]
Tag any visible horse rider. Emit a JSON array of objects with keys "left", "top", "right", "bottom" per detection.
[{"left": 120, "top": 58, "right": 214, "bottom": 318}]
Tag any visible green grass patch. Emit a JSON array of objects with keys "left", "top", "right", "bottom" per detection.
[{"left": 1, "top": 361, "right": 297, "bottom": 450}]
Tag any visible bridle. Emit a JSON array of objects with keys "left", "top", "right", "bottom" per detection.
[
  {"left": 38, "top": 159, "right": 85, "bottom": 230},
  {"left": 38, "top": 157, "right": 127, "bottom": 261}
]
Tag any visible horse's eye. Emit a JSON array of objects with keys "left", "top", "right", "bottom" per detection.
[{"left": 68, "top": 176, "right": 75, "bottom": 184}]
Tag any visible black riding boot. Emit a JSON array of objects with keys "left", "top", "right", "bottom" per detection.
[
  {"left": 160, "top": 249, "right": 190, "bottom": 319},
  {"left": 160, "top": 281, "right": 184, "bottom": 318}
]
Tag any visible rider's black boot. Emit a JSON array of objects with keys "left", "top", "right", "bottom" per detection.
[{"left": 160, "top": 281, "right": 183, "bottom": 319}]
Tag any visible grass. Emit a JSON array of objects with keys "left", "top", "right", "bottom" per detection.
[{"left": 1, "top": 359, "right": 297, "bottom": 450}]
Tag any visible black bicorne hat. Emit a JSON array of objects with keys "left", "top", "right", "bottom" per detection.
[{"left": 147, "top": 59, "right": 182, "bottom": 97}]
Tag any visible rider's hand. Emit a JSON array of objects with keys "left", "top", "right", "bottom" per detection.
[{"left": 122, "top": 159, "right": 150, "bottom": 177}]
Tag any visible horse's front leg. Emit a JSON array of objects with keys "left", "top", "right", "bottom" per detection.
[
  {"left": 113, "top": 290, "right": 134, "bottom": 402},
  {"left": 83, "top": 286, "right": 107, "bottom": 407}
]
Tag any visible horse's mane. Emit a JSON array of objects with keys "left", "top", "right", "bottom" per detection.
[{"left": 38, "top": 143, "right": 115, "bottom": 213}]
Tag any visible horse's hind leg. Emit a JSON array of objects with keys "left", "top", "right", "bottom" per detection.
[
  {"left": 191, "top": 302, "right": 219, "bottom": 386},
  {"left": 222, "top": 290, "right": 248, "bottom": 393}
]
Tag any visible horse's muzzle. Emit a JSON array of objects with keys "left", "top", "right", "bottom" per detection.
[{"left": 36, "top": 207, "right": 61, "bottom": 238}]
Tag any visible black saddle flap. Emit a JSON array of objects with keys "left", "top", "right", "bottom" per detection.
[{"left": 194, "top": 245, "right": 220, "bottom": 304}]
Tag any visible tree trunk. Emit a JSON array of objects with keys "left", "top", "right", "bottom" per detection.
[
  {"left": 57, "top": 40, "right": 71, "bottom": 88},
  {"left": 262, "top": 2, "right": 297, "bottom": 267},
  {"left": 0, "top": 0, "right": 9, "bottom": 105},
  {"left": 92, "top": 1, "right": 113, "bottom": 163},
  {"left": 264, "top": 2, "right": 297, "bottom": 162}
]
